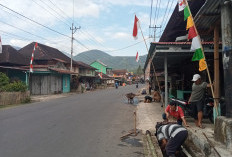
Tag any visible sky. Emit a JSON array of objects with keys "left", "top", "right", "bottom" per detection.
[{"left": 0, "top": 0, "right": 176, "bottom": 57}]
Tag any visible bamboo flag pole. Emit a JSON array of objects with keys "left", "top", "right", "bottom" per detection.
[
  {"left": 184, "top": 0, "right": 218, "bottom": 115},
  {"left": 138, "top": 21, "right": 165, "bottom": 107}
]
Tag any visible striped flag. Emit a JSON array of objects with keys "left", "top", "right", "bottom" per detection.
[
  {"left": 0, "top": 36, "right": 2, "bottom": 54},
  {"left": 133, "top": 15, "right": 139, "bottom": 39},
  {"left": 136, "top": 52, "right": 139, "bottom": 62},
  {"left": 178, "top": 0, "right": 206, "bottom": 71},
  {"left": 30, "top": 42, "right": 38, "bottom": 73}
]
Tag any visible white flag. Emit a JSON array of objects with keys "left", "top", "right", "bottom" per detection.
[
  {"left": 0, "top": 36, "right": 2, "bottom": 53},
  {"left": 178, "top": 0, "right": 186, "bottom": 11}
]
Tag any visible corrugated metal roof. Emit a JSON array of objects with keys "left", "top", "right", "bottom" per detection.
[
  {"left": 159, "top": 0, "right": 206, "bottom": 42},
  {"left": 194, "top": 0, "right": 223, "bottom": 40}
]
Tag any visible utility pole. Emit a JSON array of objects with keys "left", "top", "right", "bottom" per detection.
[
  {"left": 70, "top": 23, "right": 80, "bottom": 71},
  {"left": 149, "top": 25, "right": 161, "bottom": 42},
  {"left": 221, "top": 1, "right": 232, "bottom": 117}
]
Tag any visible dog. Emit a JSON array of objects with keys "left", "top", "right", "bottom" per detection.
[{"left": 153, "top": 91, "right": 161, "bottom": 102}]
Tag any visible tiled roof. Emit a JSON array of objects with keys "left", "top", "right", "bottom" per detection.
[
  {"left": 19, "top": 42, "right": 78, "bottom": 65},
  {"left": 0, "top": 45, "right": 28, "bottom": 66}
]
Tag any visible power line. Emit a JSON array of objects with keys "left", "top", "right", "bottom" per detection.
[
  {"left": 153, "top": 0, "right": 160, "bottom": 26},
  {"left": 37, "top": 0, "right": 71, "bottom": 27},
  {"left": 160, "top": 0, "right": 171, "bottom": 28},
  {"left": 158, "top": 0, "right": 176, "bottom": 37},
  {"left": 47, "top": 0, "right": 72, "bottom": 24},
  {"left": 0, "top": 3, "right": 71, "bottom": 39},
  {"left": 103, "top": 37, "right": 150, "bottom": 53},
  {"left": 0, "top": 20, "right": 48, "bottom": 41}
]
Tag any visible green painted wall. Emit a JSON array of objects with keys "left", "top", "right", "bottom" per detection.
[
  {"left": 62, "top": 74, "right": 70, "bottom": 93},
  {"left": 90, "top": 61, "right": 107, "bottom": 74},
  {"left": 8, "top": 70, "right": 27, "bottom": 82}
]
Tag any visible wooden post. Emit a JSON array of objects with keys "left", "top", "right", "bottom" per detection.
[
  {"left": 214, "top": 24, "right": 220, "bottom": 109},
  {"left": 184, "top": 0, "right": 217, "bottom": 114},
  {"left": 134, "top": 111, "right": 137, "bottom": 135},
  {"left": 138, "top": 21, "right": 164, "bottom": 107}
]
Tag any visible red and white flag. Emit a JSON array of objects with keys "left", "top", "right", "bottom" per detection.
[
  {"left": 178, "top": 0, "right": 186, "bottom": 11},
  {"left": 133, "top": 15, "right": 139, "bottom": 39},
  {"left": 98, "top": 72, "right": 102, "bottom": 79},
  {"left": 136, "top": 52, "right": 139, "bottom": 62},
  {"left": 0, "top": 36, "right": 2, "bottom": 54},
  {"left": 30, "top": 42, "right": 38, "bottom": 73}
]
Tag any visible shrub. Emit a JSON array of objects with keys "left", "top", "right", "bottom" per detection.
[
  {"left": 2, "top": 81, "right": 28, "bottom": 92},
  {"left": 0, "top": 72, "right": 9, "bottom": 89}
]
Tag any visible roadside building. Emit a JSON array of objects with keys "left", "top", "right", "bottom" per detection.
[
  {"left": 19, "top": 42, "right": 78, "bottom": 95},
  {"left": 112, "top": 69, "right": 128, "bottom": 85},
  {"left": 0, "top": 45, "right": 28, "bottom": 83},
  {"left": 76, "top": 61, "right": 96, "bottom": 90},
  {"left": 90, "top": 60, "right": 112, "bottom": 75},
  {"left": 145, "top": 0, "right": 232, "bottom": 151}
]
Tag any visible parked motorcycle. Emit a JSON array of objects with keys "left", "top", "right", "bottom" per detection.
[{"left": 170, "top": 92, "right": 215, "bottom": 123}]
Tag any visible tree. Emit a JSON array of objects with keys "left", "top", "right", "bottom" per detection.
[{"left": 136, "top": 65, "right": 143, "bottom": 75}]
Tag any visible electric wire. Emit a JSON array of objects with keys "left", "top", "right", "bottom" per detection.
[{"left": 0, "top": 3, "right": 71, "bottom": 39}]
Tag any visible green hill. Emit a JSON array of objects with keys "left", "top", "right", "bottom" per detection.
[{"left": 73, "top": 50, "right": 147, "bottom": 71}]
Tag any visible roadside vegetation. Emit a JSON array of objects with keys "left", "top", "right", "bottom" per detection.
[{"left": 0, "top": 72, "right": 27, "bottom": 92}]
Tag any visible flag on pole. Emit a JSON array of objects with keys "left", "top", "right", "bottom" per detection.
[
  {"left": 178, "top": 0, "right": 186, "bottom": 11},
  {"left": 98, "top": 72, "right": 102, "bottom": 79},
  {"left": 133, "top": 15, "right": 139, "bottom": 39},
  {"left": 178, "top": 0, "right": 206, "bottom": 71},
  {"left": 199, "top": 58, "right": 207, "bottom": 71},
  {"left": 136, "top": 52, "right": 139, "bottom": 62},
  {"left": 184, "top": 6, "right": 190, "bottom": 20},
  {"left": 186, "top": 16, "right": 194, "bottom": 30},
  {"left": 188, "top": 26, "right": 197, "bottom": 39},
  {"left": 98, "top": 68, "right": 103, "bottom": 79},
  {"left": 30, "top": 42, "right": 38, "bottom": 73},
  {"left": 0, "top": 36, "right": 2, "bottom": 54},
  {"left": 191, "top": 36, "right": 204, "bottom": 61}
]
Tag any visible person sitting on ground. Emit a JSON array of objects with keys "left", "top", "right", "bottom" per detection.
[
  {"left": 153, "top": 91, "right": 161, "bottom": 102},
  {"left": 144, "top": 95, "right": 152, "bottom": 103},
  {"left": 188, "top": 74, "right": 211, "bottom": 128},
  {"left": 156, "top": 123, "right": 188, "bottom": 157},
  {"left": 162, "top": 101, "right": 189, "bottom": 127}
]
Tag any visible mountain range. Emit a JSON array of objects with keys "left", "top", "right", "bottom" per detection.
[{"left": 73, "top": 50, "right": 147, "bottom": 71}]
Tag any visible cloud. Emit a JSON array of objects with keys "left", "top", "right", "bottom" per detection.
[{"left": 111, "top": 32, "right": 131, "bottom": 39}]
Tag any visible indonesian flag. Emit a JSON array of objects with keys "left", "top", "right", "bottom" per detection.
[
  {"left": 30, "top": 42, "right": 38, "bottom": 73},
  {"left": 133, "top": 15, "right": 139, "bottom": 39},
  {"left": 0, "top": 36, "right": 2, "bottom": 54},
  {"left": 178, "top": 0, "right": 186, "bottom": 11},
  {"left": 136, "top": 52, "right": 139, "bottom": 62}
]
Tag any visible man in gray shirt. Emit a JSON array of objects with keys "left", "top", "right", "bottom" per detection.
[{"left": 188, "top": 74, "right": 210, "bottom": 128}]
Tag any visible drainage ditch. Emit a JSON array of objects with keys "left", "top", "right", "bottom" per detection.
[{"left": 144, "top": 130, "right": 192, "bottom": 157}]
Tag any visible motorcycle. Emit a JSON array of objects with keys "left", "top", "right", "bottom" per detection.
[{"left": 170, "top": 92, "right": 215, "bottom": 123}]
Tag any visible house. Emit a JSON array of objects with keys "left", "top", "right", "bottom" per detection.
[
  {"left": 112, "top": 69, "right": 128, "bottom": 84},
  {"left": 0, "top": 45, "right": 28, "bottom": 84},
  {"left": 19, "top": 42, "right": 78, "bottom": 95},
  {"left": 75, "top": 61, "right": 96, "bottom": 90},
  {"left": 90, "top": 60, "right": 112, "bottom": 75},
  {"left": 95, "top": 72, "right": 114, "bottom": 88}
]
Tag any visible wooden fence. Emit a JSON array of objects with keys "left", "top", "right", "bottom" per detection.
[{"left": 0, "top": 91, "right": 30, "bottom": 106}]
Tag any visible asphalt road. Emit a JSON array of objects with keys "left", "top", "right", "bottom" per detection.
[{"left": 0, "top": 85, "right": 144, "bottom": 157}]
